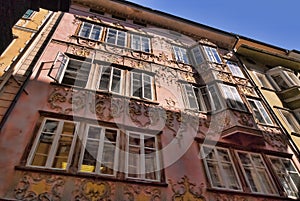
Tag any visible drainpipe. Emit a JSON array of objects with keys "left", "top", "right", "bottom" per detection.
[
  {"left": 233, "top": 35, "right": 300, "bottom": 161},
  {"left": 0, "top": 12, "right": 64, "bottom": 130}
]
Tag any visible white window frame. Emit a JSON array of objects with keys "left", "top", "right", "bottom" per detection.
[
  {"left": 278, "top": 109, "right": 300, "bottom": 133},
  {"left": 78, "top": 124, "right": 120, "bottom": 176},
  {"left": 247, "top": 98, "right": 273, "bottom": 125},
  {"left": 220, "top": 84, "right": 246, "bottom": 111},
  {"left": 51, "top": 52, "right": 94, "bottom": 88},
  {"left": 191, "top": 46, "right": 204, "bottom": 65},
  {"left": 203, "top": 46, "right": 222, "bottom": 64},
  {"left": 78, "top": 22, "right": 103, "bottom": 41},
  {"left": 268, "top": 156, "right": 300, "bottom": 199},
  {"left": 226, "top": 60, "right": 245, "bottom": 78},
  {"left": 172, "top": 45, "right": 190, "bottom": 64},
  {"left": 182, "top": 84, "right": 207, "bottom": 111},
  {"left": 125, "top": 131, "right": 161, "bottom": 182},
  {"left": 253, "top": 71, "right": 274, "bottom": 89},
  {"left": 130, "top": 72, "right": 155, "bottom": 100},
  {"left": 236, "top": 151, "right": 278, "bottom": 195},
  {"left": 201, "top": 146, "right": 242, "bottom": 191},
  {"left": 267, "top": 66, "right": 300, "bottom": 91},
  {"left": 131, "top": 34, "right": 151, "bottom": 53},
  {"left": 98, "top": 66, "right": 124, "bottom": 94},
  {"left": 27, "top": 118, "right": 79, "bottom": 170},
  {"left": 106, "top": 28, "right": 127, "bottom": 47},
  {"left": 207, "top": 85, "right": 224, "bottom": 111}
]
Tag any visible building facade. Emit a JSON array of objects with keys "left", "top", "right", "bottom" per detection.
[{"left": 0, "top": 0, "right": 299, "bottom": 201}]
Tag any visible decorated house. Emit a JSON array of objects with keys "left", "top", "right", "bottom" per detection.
[{"left": 0, "top": 0, "right": 299, "bottom": 200}]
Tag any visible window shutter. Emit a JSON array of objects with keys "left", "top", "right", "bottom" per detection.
[{"left": 48, "top": 52, "right": 70, "bottom": 83}]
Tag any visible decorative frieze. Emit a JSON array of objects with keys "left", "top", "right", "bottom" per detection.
[{"left": 14, "top": 172, "right": 65, "bottom": 201}]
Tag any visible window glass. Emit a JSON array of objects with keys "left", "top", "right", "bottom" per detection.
[
  {"left": 79, "top": 22, "right": 102, "bottom": 41},
  {"left": 226, "top": 61, "right": 245, "bottom": 78},
  {"left": 106, "top": 28, "right": 127, "bottom": 47},
  {"left": 28, "top": 119, "right": 77, "bottom": 170},
  {"left": 247, "top": 98, "right": 272, "bottom": 125},
  {"left": 237, "top": 152, "right": 278, "bottom": 195},
  {"left": 221, "top": 84, "right": 246, "bottom": 111},
  {"left": 173, "top": 46, "right": 189, "bottom": 64},
  {"left": 131, "top": 72, "right": 154, "bottom": 100},
  {"left": 202, "top": 146, "right": 242, "bottom": 190},
  {"left": 131, "top": 34, "right": 151, "bottom": 52},
  {"left": 203, "top": 46, "right": 222, "bottom": 63},
  {"left": 126, "top": 132, "right": 160, "bottom": 181},
  {"left": 269, "top": 157, "right": 300, "bottom": 198}
]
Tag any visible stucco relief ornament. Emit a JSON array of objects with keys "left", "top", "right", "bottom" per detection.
[
  {"left": 73, "top": 180, "right": 112, "bottom": 201},
  {"left": 71, "top": 46, "right": 91, "bottom": 57},
  {"left": 169, "top": 176, "right": 206, "bottom": 201},
  {"left": 123, "top": 185, "right": 161, "bottom": 201},
  {"left": 14, "top": 172, "right": 64, "bottom": 201}
]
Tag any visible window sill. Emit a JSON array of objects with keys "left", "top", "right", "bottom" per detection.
[
  {"left": 15, "top": 165, "right": 168, "bottom": 187},
  {"left": 206, "top": 188, "right": 293, "bottom": 200}
]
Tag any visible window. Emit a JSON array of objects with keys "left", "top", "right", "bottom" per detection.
[
  {"left": 226, "top": 61, "right": 245, "bottom": 78},
  {"left": 201, "top": 146, "right": 242, "bottom": 191},
  {"left": 207, "top": 85, "right": 223, "bottom": 111},
  {"left": 50, "top": 53, "right": 157, "bottom": 100},
  {"left": 52, "top": 52, "right": 92, "bottom": 88},
  {"left": 182, "top": 84, "right": 209, "bottom": 111},
  {"left": 131, "top": 34, "right": 151, "bottom": 53},
  {"left": 247, "top": 98, "right": 272, "bottom": 125},
  {"left": 22, "top": 9, "right": 35, "bottom": 19},
  {"left": 106, "top": 28, "right": 127, "bottom": 47},
  {"left": 253, "top": 71, "right": 273, "bottom": 89},
  {"left": 126, "top": 132, "right": 160, "bottom": 181},
  {"left": 79, "top": 125, "right": 119, "bottom": 176},
  {"left": 131, "top": 72, "right": 154, "bottom": 100},
  {"left": 268, "top": 157, "right": 300, "bottom": 198},
  {"left": 203, "top": 46, "right": 222, "bottom": 64},
  {"left": 278, "top": 109, "right": 300, "bottom": 133},
  {"left": 27, "top": 118, "right": 78, "bottom": 169},
  {"left": 237, "top": 151, "right": 278, "bottom": 195},
  {"left": 98, "top": 66, "right": 123, "bottom": 94},
  {"left": 220, "top": 84, "right": 246, "bottom": 111},
  {"left": 78, "top": 22, "right": 103, "bottom": 41},
  {"left": 191, "top": 46, "right": 204, "bottom": 65},
  {"left": 172, "top": 46, "right": 189, "bottom": 64},
  {"left": 267, "top": 66, "right": 300, "bottom": 91}
]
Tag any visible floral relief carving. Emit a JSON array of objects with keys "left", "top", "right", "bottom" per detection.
[
  {"left": 260, "top": 126, "right": 287, "bottom": 151},
  {"left": 238, "top": 85, "right": 256, "bottom": 97},
  {"left": 128, "top": 101, "right": 152, "bottom": 127},
  {"left": 73, "top": 180, "right": 113, "bottom": 201},
  {"left": 216, "top": 71, "right": 233, "bottom": 83},
  {"left": 178, "top": 71, "right": 196, "bottom": 83},
  {"left": 14, "top": 172, "right": 64, "bottom": 201},
  {"left": 48, "top": 87, "right": 86, "bottom": 114},
  {"left": 232, "top": 111, "right": 254, "bottom": 127},
  {"left": 123, "top": 185, "right": 161, "bottom": 201},
  {"left": 169, "top": 176, "right": 205, "bottom": 201},
  {"left": 76, "top": 38, "right": 97, "bottom": 48},
  {"left": 153, "top": 65, "right": 178, "bottom": 88},
  {"left": 209, "top": 193, "right": 272, "bottom": 201},
  {"left": 90, "top": 94, "right": 123, "bottom": 121}
]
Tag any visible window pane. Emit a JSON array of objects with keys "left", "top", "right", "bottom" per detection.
[
  {"left": 117, "top": 31, "right": 126, "bottom": 46},
  {"left": 79, "top": 23, "right": 92, "bottom": 38},
  {"left": 132, "top": 73, "right": 142, "bottom": 98},
  {"left": 90, "top": 25, "right": 102, "bottom": 40},
  {"left": 99, "top": 67, "right": 111, "bottom": 91},
  {"left": 192, "top": 46, "right": 203, "bottom": 65},
  {"left": 81, "top": 140, "right": 98, "bottom": 172},
  {"left": 62, "top": 59, "right": 91, "bottom": 87},
  {"left": 131, "top": 35, "right": 140, "bottom": 50},
  {"left": 184, "top": 84, "right": 198, "bottom": 109},
  {"left": 141, "top": 37, "right": 150, "bottom": 52},
  {"left": 271, "top": 74, "right": 289, "bottom": 90},
  {"left": 107, "top": 29, "right": 117, "bottom": 44}
]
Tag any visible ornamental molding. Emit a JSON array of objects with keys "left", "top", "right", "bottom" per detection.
[
  {"left": 169, "top": 176, "right": 205, "bottom": 201},
  {"left": 123, "top": 185, "right": 161, "bottom": 201},
  {"left": 73, "top": 180, "right": 113, "bottom": 201},
  {"left": 14, "top": 172, "right": 64, "bottom": 201}
]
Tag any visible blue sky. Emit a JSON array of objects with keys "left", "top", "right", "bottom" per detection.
[{"left": 125, "top": 0, "right": 300, "bottom": 51}]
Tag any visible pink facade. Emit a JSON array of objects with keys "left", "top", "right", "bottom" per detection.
[{"left": 0, "top": 2, "right": 299, "bottom": 201}]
